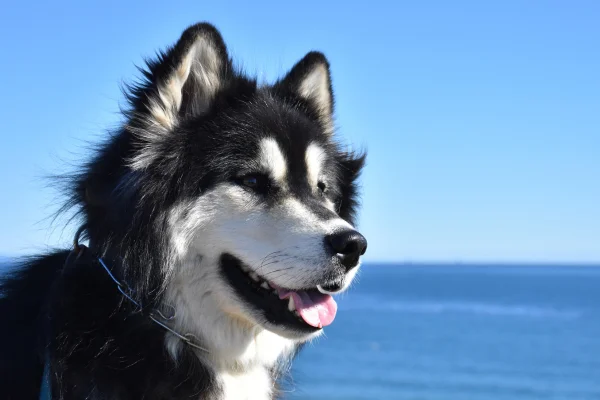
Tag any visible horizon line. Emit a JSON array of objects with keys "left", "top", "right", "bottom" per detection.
[
  {"left": 363, "top": 260, "right": 600, "bottom": 267},
  {"left": 1, "top": 254, "right": 599, "bottom": 267}
]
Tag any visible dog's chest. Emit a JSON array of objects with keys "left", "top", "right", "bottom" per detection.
[{"left": 217, "top": 368, "right": 272, "bottom": 400}]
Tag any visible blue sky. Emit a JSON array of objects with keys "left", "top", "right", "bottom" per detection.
[{"left": 0, "top": 1, "right": 598, "bottom": 263}]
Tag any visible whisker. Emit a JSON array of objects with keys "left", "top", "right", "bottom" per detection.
[
  {"left": 256, "top": 250, "right": 282, "bottom": 271},
  {"left": 261, "top": 266, "right": 294, "bottom": 278}
]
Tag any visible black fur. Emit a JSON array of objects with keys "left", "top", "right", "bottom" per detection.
[
  {"left": 0, "top": 22, "right": 365, "bottom": 399},
  {"left": 0, "top": 253, "right": 66, "bottom": 399}
]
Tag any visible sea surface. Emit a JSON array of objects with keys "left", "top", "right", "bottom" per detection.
[
  {"left": 2, "top": 261, "right": 599, "bottom": 399},
  {"left": 287, "top": 264, "right": 600, "bottom": 400}
]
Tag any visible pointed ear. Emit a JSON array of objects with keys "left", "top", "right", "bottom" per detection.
[
  {"left": 140, "top": 23, "right": 230, "bottom": 130},
  {"left": 276, "top": 52, "right": 334, "bottom": 134}
]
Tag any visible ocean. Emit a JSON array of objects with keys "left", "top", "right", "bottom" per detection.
[
  {"left": 2, "top": 262, "right": 599, "bottom": 399},
  {"left": 286, "top": 264, "right": 600, "bottom": 400}
]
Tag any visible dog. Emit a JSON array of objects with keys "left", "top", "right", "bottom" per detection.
[{"left": 0, "top": 23, "right": 367, "bottom": 400}]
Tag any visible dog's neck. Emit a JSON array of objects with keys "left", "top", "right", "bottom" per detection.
[
  {"left": 165, "top": 327, "right": 295, "bottom": 400},
  {"left": 163, "top": 254, "right": 298, "bottom": 399}
]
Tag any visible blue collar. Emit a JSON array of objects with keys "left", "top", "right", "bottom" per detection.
[
  {"left": 39, "top": 357, "right": 51, "bottom": 400},
  {"left": 38, "top": 239, "right": 210, "bottom": 400}
]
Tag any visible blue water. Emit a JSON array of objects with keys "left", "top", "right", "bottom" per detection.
[
  {"left": 287, "top": 264, "right": 600, "bottom": 400},
  {"left": 2, "top": 261, "right": 599, "bottom": 399}
]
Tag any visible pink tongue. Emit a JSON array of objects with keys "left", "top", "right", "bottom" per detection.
[{"left": 278, "top": 289, "right": 338, "bottom": 328}]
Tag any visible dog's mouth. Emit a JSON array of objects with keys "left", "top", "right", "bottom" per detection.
[{"left": 220, "top": 254, "right": 342, "bottom": 333}]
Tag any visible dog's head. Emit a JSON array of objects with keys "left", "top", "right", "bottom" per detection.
[{"left": 80, "top": 23, "right": 366, "bottom": 344}]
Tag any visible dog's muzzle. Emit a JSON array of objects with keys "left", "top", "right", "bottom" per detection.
[{"left": 325, "top": 229, "right": 368, "bottom": 270}]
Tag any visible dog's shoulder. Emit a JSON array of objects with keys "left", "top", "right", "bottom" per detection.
[{"left": 0, "top": 251, "right": 68, "bottom": 399}]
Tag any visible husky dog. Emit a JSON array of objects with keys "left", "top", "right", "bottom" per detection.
[{"left": 0, "top": 23, "right": 367, "bottom": 399}]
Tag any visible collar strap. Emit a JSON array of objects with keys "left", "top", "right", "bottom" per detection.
[{"left": 72, "top": 227, "right": 209, "bottom": 353}]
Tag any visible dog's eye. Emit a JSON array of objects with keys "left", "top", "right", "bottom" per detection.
[
  {"left": 317, "top": 181, "right": 326, "bottom": 193},
  {"left": 237, "top": 174, "right": 269, "bottom": 192},
  {"left": 243, "top": 176, "right": 259, "bottom": 188}
]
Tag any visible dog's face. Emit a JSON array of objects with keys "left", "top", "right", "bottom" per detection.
[
  {"left": 109, "top": 24, "right": 366, "bottom": 343},
  {"left": 164, "top": 115, "right": 366, "bottom": 340}
]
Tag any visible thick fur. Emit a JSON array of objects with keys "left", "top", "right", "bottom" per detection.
[{"left": 0, "top": 23, "right": 365, "bottom": 400}]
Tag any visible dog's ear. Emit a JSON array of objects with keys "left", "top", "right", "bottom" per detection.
[
  {"left": 134, "top": 23, "right": 230, "bottom": 130},
  {"left": 276, "top": 52, "right": 334, "bottom": 134}
]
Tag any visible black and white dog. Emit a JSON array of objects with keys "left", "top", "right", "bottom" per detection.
[{"left": 0, "top": 23, "right": 367, "bottom": 399}]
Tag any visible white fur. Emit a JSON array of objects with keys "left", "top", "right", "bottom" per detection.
[
  {"left": 298, "top": 64, "right": 333, "bottom": 134},
  {"left": 163, "top": 177, "right": 359, "bottom": 398},
  {"left": 258, "top": 138, "right": 287, "bottom": 183},
  {"left": 151, "top": 38, "right": 222, "bottom": 130},
  {"left": 130, "top": 36, "right": 222, "bottom": 170},
  {"left": 305, "top": 142, "right": 326, "bottom": 189},
  {"left": 219, "top": 368, "right": 272, "bottom": 400},
  {"left": 164, "top": 252, "right": 296, "bottom": 368},
  {"left": 164, "top": 186, "right": 299, "bottom": 362},
  {"left": 299, "top": 64, "right": 330, "bottom": 113}
]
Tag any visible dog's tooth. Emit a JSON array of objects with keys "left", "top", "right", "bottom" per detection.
[
  {"left": 249, "top": 272, "right": 260, "bottom": 282},
  {"left": 288, "top": 297, "right": 295, "bottom": 312},
  {"left": 260, "top": 282, "right": 270, "bottom": 290}
]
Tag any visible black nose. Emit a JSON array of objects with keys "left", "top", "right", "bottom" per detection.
[{"left": 326, "top": 230, "right": 368, "bottom": 270}]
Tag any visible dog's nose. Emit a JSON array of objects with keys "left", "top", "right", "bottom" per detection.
[{"left": 326, "top": 230, "right": 367, "bottom": 270}]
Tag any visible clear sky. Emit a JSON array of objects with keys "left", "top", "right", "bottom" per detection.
[{"left": 0, "top": 1, "right": 598, "bottom": 263}]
